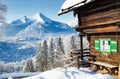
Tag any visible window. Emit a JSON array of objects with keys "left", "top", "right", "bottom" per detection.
[
  {"left": 100, "top": 39, "right": 111, "bottom": 53},
  {"left": 94, "top": 39, "right": 118, "bottom": 54}
]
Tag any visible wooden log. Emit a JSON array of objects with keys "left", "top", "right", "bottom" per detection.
[
  {"left": 83, "top": 26, "right": 120, "bottom": 34},
  {"left": 80, "top": 9, "right": 120, "bottom": 28}
]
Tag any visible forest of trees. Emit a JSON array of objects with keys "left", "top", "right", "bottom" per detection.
[
  {"left": 0, "top": 0, "right": 90, "bottom": 74},
  {"left": 23, "top": 36, "right": 80, "bottom": 72},
  {"left": 0, "top": 61, "right": 21, "bottom": 74},
  {"left": 0, "top": 35, "right": 89, "bottom": 73}
]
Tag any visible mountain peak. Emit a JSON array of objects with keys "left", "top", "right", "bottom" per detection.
[
  {"left": 33, "top": 12, "right": 52, "bottom": 23},
  {"left": 20, "top": 16, "right": 31, "bottom": 23}
]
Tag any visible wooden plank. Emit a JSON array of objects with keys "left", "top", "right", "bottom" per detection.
[
  {"left": 80, "top": 9, "right": 120, "bottom": 27},
  {"left": 83, "top": 26, "right": 120, "bottom": 34},
  {"left": 82, "top": 9, "right": 120, "bottom": 21},
  {"left": 92, "top": 62, "right": 118, "bottom": 68}
]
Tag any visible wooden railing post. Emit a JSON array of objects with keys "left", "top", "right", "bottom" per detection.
[
  {"left": 70, "top": 51, "right": 73, "bottom": 61},
  {"left": 118, "top": 64, "right": 120, "bottom": 79},
  {"left": 77, "top": 55, "right": 80, "bottom": 68}
]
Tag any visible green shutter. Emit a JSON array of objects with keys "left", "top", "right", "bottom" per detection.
[
  {"left": 110, "top": 40, "right": 118, "bottom": 53},
  {"left": 95, "top": 40, "right": 100, "bottom": 50}
]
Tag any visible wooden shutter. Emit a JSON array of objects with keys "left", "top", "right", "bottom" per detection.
[
  {"left": 111, "top": 40, "right": 118, "bottom": 53},
  {"left": 95, "top": 40, "right": 100, "bottom": 50}
]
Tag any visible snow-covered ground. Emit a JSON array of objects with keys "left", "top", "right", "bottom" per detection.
[
  {"left": 0, "top": 72, "right": 40, "bottom": 79},
  {"left": 23, "top": 67, "right": 115, "bottom": 79}
]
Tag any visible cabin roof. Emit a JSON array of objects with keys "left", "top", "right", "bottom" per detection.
[{"left": 58, "top": 0, "right": 94, "bottom": 15}]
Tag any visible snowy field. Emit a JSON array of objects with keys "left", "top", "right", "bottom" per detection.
[
  {"left": 0, "top": 72, "right": 40, "bottom": 79},
  {"left": 23, "top": 67, "right": 115, "bottom": 79}
]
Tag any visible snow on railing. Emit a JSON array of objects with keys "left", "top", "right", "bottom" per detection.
[
  {"left": 62, "top": 55, "right": 80, "bottom": 68},
  {"left": 64, "top": 61, "right": 78, "bottom": 68},
  {"left": 61, "top": 55, "right": 80, "bottom": 62}
]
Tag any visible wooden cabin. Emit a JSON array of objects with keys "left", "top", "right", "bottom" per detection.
[{"left": 59, "top": 0, "right": 120, "bottom": 71}]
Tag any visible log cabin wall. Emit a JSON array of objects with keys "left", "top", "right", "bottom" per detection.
[
  {"left": 75, "top": 0, "right": 120, "bottom": 65},
  {"left": 76, "top": 0, "right": 120, "bottom": 29},
  {"left": 90, "top": 33, "right": 120, "bottom": 65}
]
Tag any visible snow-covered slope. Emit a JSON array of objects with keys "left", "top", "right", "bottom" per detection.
[
  {"left": 0, "top": 41, "right": 36, "bottom": 62},
  {"left": 23, "top": 67, "right": 114, "bottom": 79}
]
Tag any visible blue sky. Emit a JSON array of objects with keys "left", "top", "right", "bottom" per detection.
[{"left": 1, "top": 0, "right": 75, "bottom": 23}]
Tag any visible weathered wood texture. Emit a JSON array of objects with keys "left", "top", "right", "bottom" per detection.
[
  {"left": 76, "top": 4, "right": 120, "bottom": 34},
  {"left": 81, "top": 9, "right": 120, "bottom": 28},
  {"left": 77, "top": 0, "right": 120, "bottom": 17},
  {"left": 90, "top": 34, "right": 120, "bottom": 65},
  {"left": 76, "top": 24, "right": 120, "bottom": 34},
  {"left": 74, "top": 0, "right": 120, "bottom": 66},
  {"left": 83, "top": 25, "right": 120, "bottom": 34}
]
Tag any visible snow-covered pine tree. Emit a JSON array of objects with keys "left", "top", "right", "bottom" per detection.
[
  {"left": 58, "top": 37, "right": 65, "bottom": 55},
  {"left": 54, "top": 37, "right": 65, "bottom": 67},
  {"left": 35, "top": 43, "right": 44, "bottom": 72},
  {"left": 70, "top": 35, "right": 76, "bottom": 50},
  {"left": 0, "top": 1, "right": 7, "bottom": 24},
  {"left": 48, "top": 38, "right": 55, "bottom": 69},
  {"left": 0, "top": 61, "right": 4, "bottom": 74},
  {"left": 0, "top": 1, "right": 7, "bottom": 40},
  {"left": 23, "top": 58, "right": 34, "bottom": 72},
  {"left": 42, "top": 40, "right": 48, "bottom": 71}
]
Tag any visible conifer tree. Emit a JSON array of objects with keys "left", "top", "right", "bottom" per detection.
[
  {"left": 23, "top": 59, "right": 34, "bottom": 72},
  {"left": 35, "top": 43, "right": 44, "bottom": 72},
  {"left": 54, "top": 37, "right": 65, "bottom": 67},
  {"left": 0, "top": 1, "right": 7, "bottom": 40},
  {"left": 48, "top": 38, "right": 55, "bottom": 69},
  {"left": 42, "top": 40, "right": 48, "bottom": 71},
  {"left": 58, "top": 37, "right": 64, "bottom": 55},
  {"left": 70, "top": 36, "right": 76, "bottom": 50},
  {"left": 0, "top": 1, "right": 7, "bottom": 24}
]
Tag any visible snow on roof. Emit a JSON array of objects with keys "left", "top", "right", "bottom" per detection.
[
  {"left": 58, "top": 0, "right": 93, "bottom": 15},
  {"left": 23, "top": 67, "right": 114, "bottom": 79}
]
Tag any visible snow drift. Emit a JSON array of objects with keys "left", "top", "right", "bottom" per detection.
[{"left": 23, "top": 67, "right": 114, "bottom": 79}]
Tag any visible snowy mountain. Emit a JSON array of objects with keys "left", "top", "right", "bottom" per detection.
[
  {"left": 3, "top": 12, "right": 75, "bottom": 38},
  {"left": 0, "top": 12, "right": 75, "bottom": 62}
]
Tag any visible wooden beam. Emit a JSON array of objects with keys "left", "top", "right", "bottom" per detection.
[
  {"left": 83, "top": 26, "right": 120, "bottom": 34},
  {"left": 75, "top": 22, "right": 119, "bottom": 30}
]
